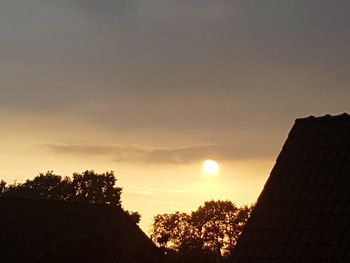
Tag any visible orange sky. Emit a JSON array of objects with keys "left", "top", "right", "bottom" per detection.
[
  {"left": 0, "top": 112, "right": 280, "bottom": 232},
  {"left": 1, "top": 1, "right": 349, "bottom": 233}
]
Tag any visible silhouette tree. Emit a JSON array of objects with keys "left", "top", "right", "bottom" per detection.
[
  {"left": 71, "top": 170, "right": 121, "bottom": 206},
  {"left": 1, "top": 170, "right": 122, "bottom": 206},
  {"left": 0, "top": 180, "right": 6, "bottom": 196},
  {"left": 0, "top": 170, "right": 145, "bottom": 224},
  {"left": 2, "top": 171, "right": 72, "bottom": 201},
  {"left": 191, "top": 200, "right": 252, "bottom": 256},
  {"left": 152, "top": 212, "right": 195, "bottom": 251},
  {"left": 151, "top": 200, "right": 253, "bottom": 261},
  {"left": 126, "top": 210, "right": 142, "bottom": 224}
]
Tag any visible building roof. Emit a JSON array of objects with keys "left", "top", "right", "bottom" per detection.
[
  {"left": 231, "top": 113, "right": 350, "bottom": 262},
  {"left": 0, "top": 198, "right": 160, "bottom": 263}
]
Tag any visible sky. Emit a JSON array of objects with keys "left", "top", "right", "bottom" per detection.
[{"left": 0, "top": 0, "right": 349, "bottom": 232}]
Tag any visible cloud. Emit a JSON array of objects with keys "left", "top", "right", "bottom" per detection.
[
  {"left": 70, "top": 0, "right": 138, "bottom": 27},
  {"left": 124, "top": 186, "right": 190, "bottom": 196},
  {"left": 154, "top": 200, "right": 181, "bottom": 207},
  {"left": 44, "top": 143, "right": 273, "bottom": 164},
  {"left": 1, "top": 0, "right": 349, "bottom": 138},
  {"left": 145, "top": 145, "right": 220, "bottom": 164},
  {"left": 126, "top": 187, "right": 156, "bottom": 196},
  {"left": 46, "top": 144, "right": 147, "bottom": 162}
]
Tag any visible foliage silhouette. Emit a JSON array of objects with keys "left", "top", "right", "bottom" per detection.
[
  {"left": 126, "top": 210, "right": 142, "bottom": 224},
  {"left": 0, "top": 180, "right": 6, "bottom": 195},
  {"left": 0, "top": 170, "right": 144, "bottom": 225},
  {"left": 70, "top": 170, "right": 121, "bottom": 206},
  {"left": 151, "top": 200, "right": 253, "bottom": 262},
  {"left": 1, "top": 170, "right": 121, "bottom": 206},
  {"left": 191, "top": 200, "right": 252, "bottom": 255}
]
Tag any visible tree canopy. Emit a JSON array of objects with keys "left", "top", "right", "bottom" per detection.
[
  {"left": 150, "top": 200, "right": 253, "bottom": 262},
  {"left": 0, "top": 170, "right": 122, "bottom": 206},
  {"left": 0, "top": 170, "right": 144, "bottom": 224}
]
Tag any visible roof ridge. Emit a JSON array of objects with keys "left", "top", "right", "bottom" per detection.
[{"left": 295, "top": 112, "right": 349, "bottom": 123}]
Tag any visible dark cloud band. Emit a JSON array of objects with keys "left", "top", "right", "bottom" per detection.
[{"left": 44, "top": 143, "right": 273, "bottom": 164}]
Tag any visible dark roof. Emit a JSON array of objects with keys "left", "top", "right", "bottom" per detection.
[
  {"left": 0, "top": 198, "right": 160, "bottom": 263},
  {"left": 231, "top": 113, "right": 350, "bottom": 262}
]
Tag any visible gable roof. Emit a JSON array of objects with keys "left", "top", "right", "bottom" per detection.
[
  {"left": 231, "top": 113, "right": 350, "bottom": 262},
  {"left": 0, "top": 197, "right": 160, "bottom": 263}
]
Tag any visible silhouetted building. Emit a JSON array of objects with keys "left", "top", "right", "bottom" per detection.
[
  {"left": 231, "top": 113, "right": 350, "bottom": 262},
  {"left": 0, "top": 198, "right": 160, "bottom": 263}
]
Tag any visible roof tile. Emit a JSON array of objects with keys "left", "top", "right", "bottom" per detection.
[{"left": 231, "top": 114, "right": 350, "bottom": 262}]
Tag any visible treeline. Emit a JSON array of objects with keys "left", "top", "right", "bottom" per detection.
[
  {"left": 0, "top": 170, "right": 140, "bottom": 223},
  {"left": 0, "top": 171, "right": 253, "bottom": 262},
  {"left": 150, "top": 200, "right": 253, "bottom": 263}
]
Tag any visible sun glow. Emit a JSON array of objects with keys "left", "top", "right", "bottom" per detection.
[{"left": 202, "top": 160, "right": 220, "bottom": 175}]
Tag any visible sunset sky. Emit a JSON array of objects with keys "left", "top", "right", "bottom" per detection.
[{"left": 1, "top": 0, "right": 349, "bottom": 232}]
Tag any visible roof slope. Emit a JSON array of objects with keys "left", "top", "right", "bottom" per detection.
[
  {"left": 0, "top": 198, "right": 160, "bottom": 263},
  {"left": 231, "top": 113, "right": 350, "bottom": 262}
]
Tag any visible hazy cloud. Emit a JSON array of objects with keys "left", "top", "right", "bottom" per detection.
[
  {"left": 126, "top": 186, "right": 155, "bottom": 196},
  {"left": 1, "top": 0, "right": 349, "bottom": 143},
  {"left": 45, "top": 143, "right": 273, "bottom": 164},
  {"left": 46, "top": 144, "right": 147, "bottom": 162}
]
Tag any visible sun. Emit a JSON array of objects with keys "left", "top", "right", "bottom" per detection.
[{"left": 202, "top": 159, "right": 220, "bottom": 175}]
